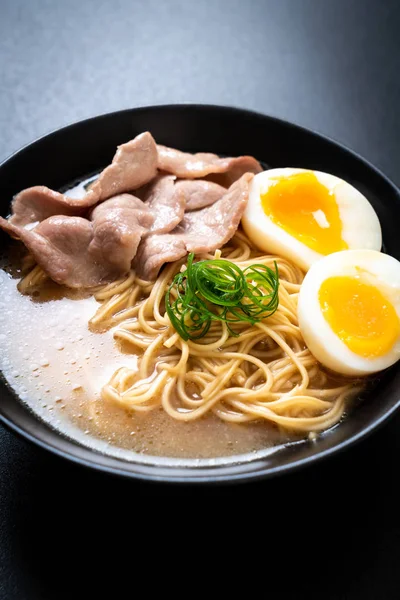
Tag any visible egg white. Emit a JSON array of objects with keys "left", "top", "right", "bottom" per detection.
[
  {"left": 241, "top": 168, "right": 382, "bottom": 271},
  {"left": 297, "top": 250, "right": 400, "bottom": 376}
]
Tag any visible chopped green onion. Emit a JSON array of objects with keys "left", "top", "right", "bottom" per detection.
[{"left": 165, "top": 253, "right": 279, "bottom": 341}]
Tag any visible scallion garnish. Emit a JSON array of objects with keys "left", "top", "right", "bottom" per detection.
[{"left": 165, "top": 254, "right": 279, "bottom": 341}]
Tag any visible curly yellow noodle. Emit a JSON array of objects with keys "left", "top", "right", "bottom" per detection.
[
  {"left": 19, "top": 230, "right": 361, "bottom": 434},
  {"left": 18, "top": 264, "right": 48, "bottom": 293}
]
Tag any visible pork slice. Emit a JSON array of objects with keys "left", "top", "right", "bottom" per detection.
[
  {"left": 134, "top": 173, "right": 253, "bottom": 281},
  {"left": 9, "top": 132, "right": 158, "bottom": 227},
  {"left": 157, "top": 144, "right": 262, "bottom": 184},
  {"left": 175, "top": 180, "right": 226, "bottom": 211},
  {"left": 134, "top": 235, "right": 188, "bottom": 282},
  {"left": 141, "top": 175, "right": 185, "bottom": 234},
  {"left": 9, "top": 186, "right": 88, "bottom": 227},
  {"left": 0, "top": 216, "right": 105, "bottom": 287},
  {"left": 179, "top": 173, "right": 252, "bottom": 249},
  {"left": 87, "top": 131, "right": 158, "bottom": 202},
  {"left": 89, "top": 194, "right": 154, "bottom": 270},
  {"left": 89, "top": 193, "right": 148, "bottom": 218},
  {"left": 0, "top": 194, "right": 154, "bottom": 288}
]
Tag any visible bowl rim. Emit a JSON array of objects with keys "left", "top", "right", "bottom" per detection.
[{"left": 1, "top": 102, "right": 399, "bottom": 485}]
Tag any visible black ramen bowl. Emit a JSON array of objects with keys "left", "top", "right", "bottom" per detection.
[{"left": 0, "top": 104, "right": 399, "bottom": 484}]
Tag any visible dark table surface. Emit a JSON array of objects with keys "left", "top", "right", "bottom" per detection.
[{"left": 1, "top": 1, "right": 399, "bottom": 598}]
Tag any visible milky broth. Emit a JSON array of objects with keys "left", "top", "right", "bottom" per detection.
[
  {"left": 0, "top": 258, "right": 300, "bottom": 464},
  {"left": 0, "top": 177, "right": 304, "bottom": 464}
]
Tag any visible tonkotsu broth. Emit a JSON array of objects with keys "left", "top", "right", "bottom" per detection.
[
  {"left": 0, "top": 174, "right": 362, "bottom": 464},
  {"left": 0, "top": 259, "right": 299, "bottom": 461}
]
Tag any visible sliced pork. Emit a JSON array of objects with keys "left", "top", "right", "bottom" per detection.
[
  {"left": 0, "top": 194, "right": 153, "bottom": 287},
  {"left": 175, "top": 180, "right": 226, "bottom": 211},
  {"left": 9, "top": 132, "right": 158, "bottom": 227},
  {"left": 9, "top": 186, "right": 85, "bottom": 227},
  {"left": 157, "top": 144, "right": 262, "bottom": 185},
  {"left": 0, "top": 130, "right": 263, "bottom": 289},
  {"left": 87, "top": 132, "right": 158, "bottom": 203},
  {"left": 134, "top": 236, "right": 187, "bottom": 282},
  {"left": 89, "top": 195, "right": 153, "bottom": 271},
  {"left": 134, "top": 173, "right": 253, "bottom": 281},
  {"left": 140, "top": 175, "right": 185, "bottom": 234}
]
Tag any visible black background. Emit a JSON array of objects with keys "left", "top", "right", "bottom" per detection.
[{"left": 0, "top": 1, "right": 399, "bottom": 598}]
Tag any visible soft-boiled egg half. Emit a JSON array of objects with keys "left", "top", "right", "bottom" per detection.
[
  {"left": 242, "top": 168, "right": 382, "bottom": 271},
  {"left": 298, "top": 250, "right": 400, "bottom": 376}
]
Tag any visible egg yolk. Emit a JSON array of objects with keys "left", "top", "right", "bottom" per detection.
[
  {"left": 261, "top": 171, "right": 348, "bottom": 255},
  {"left": 319, "top": 276, "right": 400, "bottom": 358}
]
